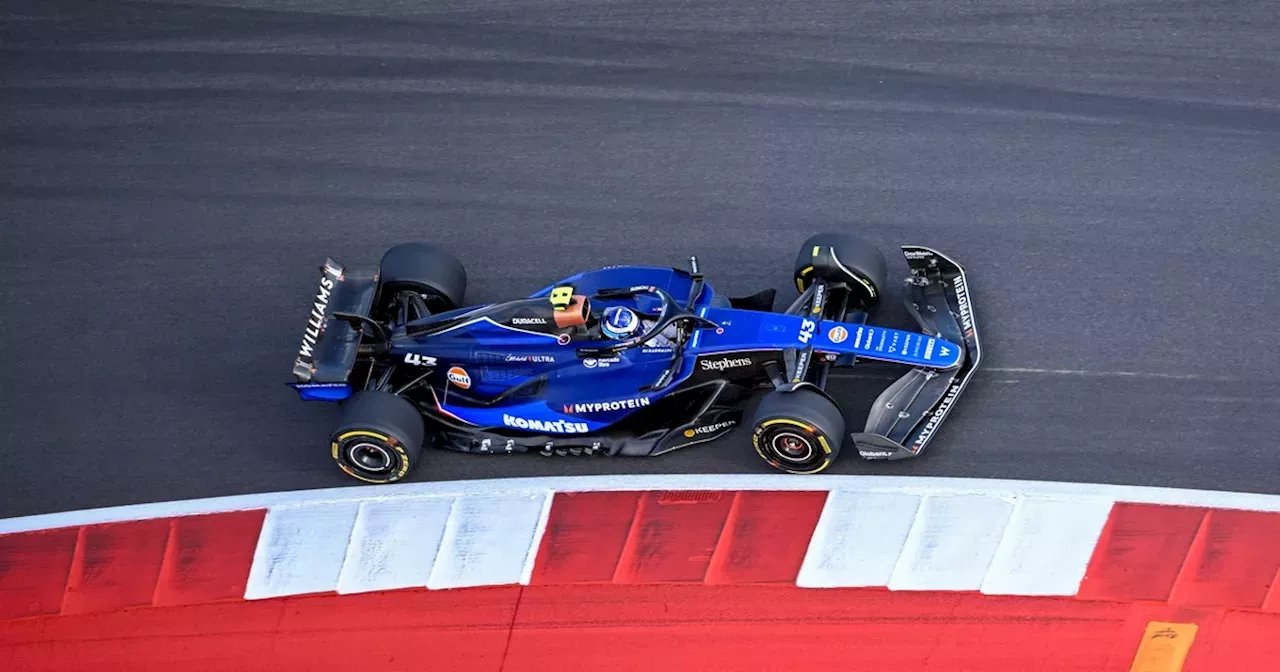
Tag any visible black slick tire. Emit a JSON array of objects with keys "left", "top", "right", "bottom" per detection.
[
  {"left": 751, "top": 388, "right": 845, "bottom": 474},
  {"left": 330, "top": 390, "right": 425, "bottom": 484},
  {"left": 793, "top": 232, "right": 887, "bottom": 310},
  {"left": 378, "top": 242, "right": 467, "bottom": 313}
]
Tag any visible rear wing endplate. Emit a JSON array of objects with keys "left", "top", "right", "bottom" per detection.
[
  {"left": 849, "top": 246, "right": 982, "bottom": 459},
  {"left": 288, "top": 257, "right": 379, "bottom": 386}
]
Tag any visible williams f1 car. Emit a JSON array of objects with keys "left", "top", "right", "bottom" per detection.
[{"left": 288, "top": 233, "right": 981, "bottom": 484}]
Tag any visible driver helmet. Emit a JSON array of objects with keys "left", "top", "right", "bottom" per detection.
[{"left": 601, "top": 306, "right": 640, "bottom": 340}]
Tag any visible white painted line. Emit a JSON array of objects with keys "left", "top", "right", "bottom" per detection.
[
  {"left": 889, "top": 494, "right": 1014, "bottom": 591},
  {"left": 5, "top": 475, "right": 1280, "bottom": 535},
  {"left": 426, "top": 492, "right": 551, "bottom": 590},
  {"left": 244, "top": 502, "right": 360, "bottom": 600},
  {"left": 796, "top": 491, "right": 919, "bottom": 588},
  {"left": 335, "top": 496, "right": 455, "bottom": 595},
  {"left": 981, "top": 497, "right": 1114, "bottom": 596}
]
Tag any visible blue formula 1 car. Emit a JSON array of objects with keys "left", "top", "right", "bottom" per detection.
[{"left": 288, "top": 232, "right": 981, "bottom": 484}]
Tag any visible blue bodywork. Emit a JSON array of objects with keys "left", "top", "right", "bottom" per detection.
[{"left": 316, "top": 264, "right": 967, "bottom": 436}]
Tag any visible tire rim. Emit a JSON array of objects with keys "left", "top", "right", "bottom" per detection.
[
  {"left": 770, "top": 431, "right": 815, "bottom": 464},
  {"left": 347, "top": 441, "right": 394, "bottom": 473}
]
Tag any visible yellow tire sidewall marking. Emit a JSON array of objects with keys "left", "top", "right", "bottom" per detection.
[
  {"left": 331, "top": 430, "right": 412, "bottom": 483},
  {"left": 754, "top": 418, "right": 832, "bottom": 474}
]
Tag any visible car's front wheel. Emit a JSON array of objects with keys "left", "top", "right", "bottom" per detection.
[
  {"left": 750, "top": 388, "right": 846, "bottom": 474},
  {"left": 329, "top": 390, "right": 425, "bottom": 484}
]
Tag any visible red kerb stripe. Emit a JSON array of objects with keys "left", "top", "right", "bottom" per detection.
[
  {"left": 0, "top": 527, "right": 79, "bottom": 621},
  {"left": 1076, "top": 502, "right": 1207, "bottom": 602},
  {"left": 704, "top": 490, "right": 828, "bottom": 585},
  {"left": 529, "top": 492, "right": 642, "bottom": 585},
  {"left": 152, "top": 509, "right": 267, "bottom": 606},
  {"left": 60, "top": 518, "right": 172, "bottom": 615}
]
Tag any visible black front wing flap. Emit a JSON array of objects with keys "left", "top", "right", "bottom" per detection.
[{"left": 849, "top": 246, "right": 982, "bottom": 460}]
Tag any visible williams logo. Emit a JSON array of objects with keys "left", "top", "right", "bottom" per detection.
[
  {"left": 446, "top": 366, "right": 471, "bottom": 389},
  {"left": 296, "top": 260, "right": 343, "bottom": 363},
  {"left": 562, "top": 396, "right": 651, "bottom": 414},
  {"left": 699, "top": 356, "right": 752, "bottom": 372}
]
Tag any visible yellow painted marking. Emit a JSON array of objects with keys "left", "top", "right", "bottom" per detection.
[
  {"left": 812, "top": 245, "right": 820, "bottom": 257},
  {"left": 1129, "top": 622, "right": 1197, "bottom": 672}
]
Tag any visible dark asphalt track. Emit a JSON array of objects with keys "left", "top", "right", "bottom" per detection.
[{"left": 3, "top": 0, "right": 1279, "bottom": 517}]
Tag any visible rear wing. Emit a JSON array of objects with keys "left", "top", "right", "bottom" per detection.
[
  {"left": 287, "top": 258, "right": 379, "bottom": 397},
  {"left": 849, "top": 246, "right": 982, "bottom": 459}
]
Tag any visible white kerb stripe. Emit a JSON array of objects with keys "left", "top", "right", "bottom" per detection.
[
  {"left": 335, "top": 497, "right": 455, "bottom": 595},
  {"left": 426, "top": 492, "right": 551, "bottom": 590},
  {"left": 9, "top": 475, "right": 1280, "bottom": 536},
  {"left": 888, "top": 494, "right": 1014, "bottom": 591},
  {"left": 796, "top": 491, "right": 920, "bottom": 588},
  {"left": 980, "top": 497, "right": 1114, "bottom": 596},
  {"left": 245, "top": 502, "right": 360, "bottom": 600}
]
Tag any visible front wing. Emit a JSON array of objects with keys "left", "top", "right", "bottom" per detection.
[{"left": 849, "top": 246, "right": 982, "bottom": 459}]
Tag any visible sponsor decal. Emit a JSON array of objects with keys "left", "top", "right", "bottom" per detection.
[
  {"left": 828, "top": 326, "right": 848, "bottom": 343},
  {"left": 904, "top": 250, "right": 932, "bottom": 259},
  {"left": 854, "top": 326, "right": 865, "bottom": 348},
  {"left": 859, "top": 450, "right": 893, "bottom": 458},
  {"left": 642, "top": 346, "right": 674, "bottom": 355},
  {"left": 924, "top": 338, "right": 935, "bottom": 359},
  {"left": 512, "top": 317, "right": 547, "bottom": 326},
  {"left": 562, "top": 396, "right": 651, "bottom": 414},
  {"left": 889, "top": 332, "right": 901, "bottom": 353},
  {"left": 505, "top": 354, "right": 554, "bottom": 363},
  {"left": 682, "top": 419, "right": 737, "bottom": 438},
  {"left": 404, "top": 353, "right": 437, "bottom": 366},
  {"left": 811, "top": 283, "right": 825, "bottom": 314},
  {"left": 582, "top": 356, "right": 621, "bottom": 369},
  {"left": 912, "top": 381, "right": 962, "bottom": 449},
  {"left": 503, "top": 414, "right": 589, "bottom": 433},
  {"left": 700, "top": 356, "right": 752, "bottom": 372},
  {"left": 628, "top": 285, "right": 657, "bottom": 292},
  {"left": 296, "top": 262, "right": 343, "bottom": 363},
  {"left": 557, "top": 333, "right": 571, "bottom": 345},
  {"left": 446, "top": 366, "right": 471, "bottom": 389},
  {"left": 793, "top": 349, "right": 810, "bottom": 383},
  {"left": 955, "top": 274, "right": 974, "bottom": 335},
  {"left": 798, "top": 318, "right": 816, "bottom": 344}
]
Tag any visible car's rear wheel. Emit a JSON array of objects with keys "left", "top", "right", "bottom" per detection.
[
  {"left": 793, "top": 232, "right": 887, "bottom": 311},
  {"left": 379, "top": 242, "right": 467, "bottom": 314},
  {"left": 330, "top": 390, "right": 425, "bottom": 484},
  {"left": 750, "top": 388, "right": 845, "bottom": 474}
]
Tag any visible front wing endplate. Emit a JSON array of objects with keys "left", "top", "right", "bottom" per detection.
[{"left": 849, "top": 245, "right": 982, "bottom": 459}]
